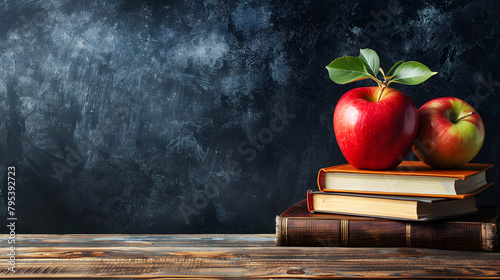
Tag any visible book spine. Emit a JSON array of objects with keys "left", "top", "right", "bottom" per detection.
[
  {"left": 276, "top": 217, "right": 497, "bottom": 251},
  {"left": 482, "top": 222, "right": 498, "bottom": 251},
  {"left": 275, "top": 216, "right": 285, "bottom": 246},
  {"left": 317, "top": 169, "right": 326, "bottom": 192}
]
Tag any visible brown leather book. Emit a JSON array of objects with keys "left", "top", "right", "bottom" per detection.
[
  {"left": 317, "top": 161, "right": 494, "bottom": 198},
  {"left": 276, "top": 199, "right": 499, "bottom": 251}
]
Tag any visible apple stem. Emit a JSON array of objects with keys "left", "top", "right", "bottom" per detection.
[
  {"left": 454, "top": 111, "right": 475, "bottom": 123},
  {"left": 376, "top": 83, "right": 388, "bottom": 102},
  {"left": 369, "top": 77, "right": 389, "bottom": 102}
]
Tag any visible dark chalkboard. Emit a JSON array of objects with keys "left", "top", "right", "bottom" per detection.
[{"left": 1, "top": 0, "right": 499, "bottom": 233}]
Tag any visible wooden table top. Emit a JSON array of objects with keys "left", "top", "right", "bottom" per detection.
[{"left": 1, "top": 234, "right": 500, "bottom": 279}]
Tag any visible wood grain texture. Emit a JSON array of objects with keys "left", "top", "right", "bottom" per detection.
[{"left": 1, "top": 234, "right": 500, "bottom": 279}]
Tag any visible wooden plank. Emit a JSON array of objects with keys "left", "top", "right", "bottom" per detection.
[
  {"left": 7, "top": 234, "right": 276, "bottom": 247},
  {"left": 0, "top": 234, "right": 499, "bottom": 279}
]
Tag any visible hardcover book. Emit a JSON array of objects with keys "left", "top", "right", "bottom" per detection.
[
  {"left": 317, "top": 161, "right": 493, "bottom": 198},
  {"left": 307, "top": 190, "right": 479, "bottom": 221},
  {"left": 276, "top": 199, "right": 499, "bottom": 251}
]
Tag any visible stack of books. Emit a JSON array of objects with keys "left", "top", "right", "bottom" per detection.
[{"left": 276, "top": 161, "right": 499, "bottom": 251}]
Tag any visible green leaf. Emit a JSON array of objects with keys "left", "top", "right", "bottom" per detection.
[
  {"left": 389, "top": 61, "right": 437, "bottom": 85},
  {"left": 359, "top": 48, "right": 379, "bottom": 77},
  {"left": 326, "top": 56, "right": 372, "bottom": 84},
  {"left": 386, "top": 60, "right": 403, "bottom": 77}
]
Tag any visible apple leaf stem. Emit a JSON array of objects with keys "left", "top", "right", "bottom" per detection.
[
  {"left": 370, "top": 76, "right": 384, "bottom": 87},
  {"left": 326, "top": 49, "right": 437, "bottom": 98},
  {"left": 379, "top": 67, "right": 386, "bottom": 79}
]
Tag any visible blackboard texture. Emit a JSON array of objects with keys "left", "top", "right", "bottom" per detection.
[{"left": 1, "top": 0, "right": 499, "bottom": 233}]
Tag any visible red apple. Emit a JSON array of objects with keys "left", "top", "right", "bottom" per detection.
[
  {"left": 327, "top": 48, "right": 436, "bottom": 169},
  {"left": 334, "top": 86, "right": 419, "bottom": 170},
  {"left": 412, "top": 97, "right": 485, "bottom": 168}
]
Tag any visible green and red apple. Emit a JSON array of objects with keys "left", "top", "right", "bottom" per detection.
[
  {"left": 412, "top": 97, "right": 485, "bottom": 168},
  {"left": 326, "top": 49, "right": 436, "bottom": 170}
]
